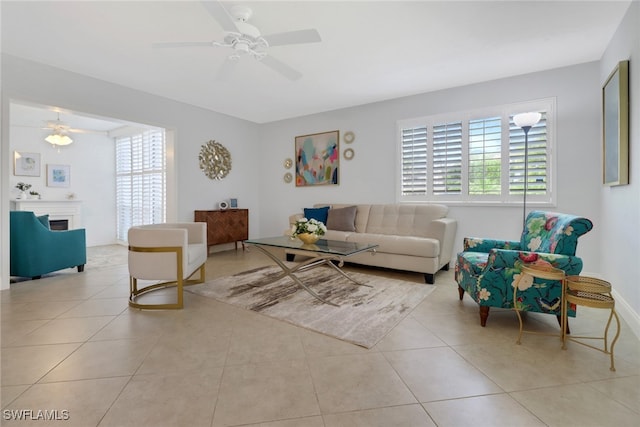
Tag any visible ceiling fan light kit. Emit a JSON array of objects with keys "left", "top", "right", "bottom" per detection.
[
  {"left": 45, "top": 132, "right": 73, "bottom": 147},
  {"left": 45, "top": 113, "right": 74, "bottom": 148},
  {"left": 153, "top": 0, "right": 321, "bottom": 80}
]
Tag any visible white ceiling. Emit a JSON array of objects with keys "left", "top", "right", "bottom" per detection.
[{"left": 1, "top": 0, "right": 632, "bottom": 125}]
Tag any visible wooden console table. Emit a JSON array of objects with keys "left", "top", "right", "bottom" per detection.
[{"left": 194, "top": 209, "right": 248, "bottom": 250}]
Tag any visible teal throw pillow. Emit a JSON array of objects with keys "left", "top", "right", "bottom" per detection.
[
  {"left": 36, "top": 214, "right": 50, "bottom": 229},
  {"left": 303, "top": 206, "right": 330, "bottom": 225}
]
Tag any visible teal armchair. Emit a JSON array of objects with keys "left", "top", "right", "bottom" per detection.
[
  {"left": 10, "top": 211, "right": 86, "bottom": 279},
  {"left": 455, "top": 211, "right": 593, "bottom": 327}
]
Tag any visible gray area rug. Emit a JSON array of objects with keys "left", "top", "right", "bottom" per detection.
[
  {"left": 187, "top": 265, "right": 435, "bottom": 348},
  {"left": 86, "top": 244, "right": 128, "bottom": 268}
]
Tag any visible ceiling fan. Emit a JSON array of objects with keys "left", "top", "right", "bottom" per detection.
[
  {"left": 15, "top": 112, "right": 108, "bottom": 139},
  {"left": 152, "top": 1, "right": 321, "bottom": 80},
  {"left": 42, "top": 114, "right": 103, "bottom": 135}
]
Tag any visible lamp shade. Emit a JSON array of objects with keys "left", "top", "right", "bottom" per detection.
[
  {"left": 45, "top": 133, "right": 73, "bottom": 146},
  {"left": 513, "top": 112, "right": 542, "bottom": 128}
]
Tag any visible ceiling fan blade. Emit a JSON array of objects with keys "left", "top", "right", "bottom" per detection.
[
  {"left": 13, "top": 124, "right": 49, "bottom": 130},
  {"left": 152, "top": 42, "right": 213, "bottom": 48},
  {"left": 262, "top": 29, "right": 321, "bottom": 47},
  {"left": 201, "top": 0, "right": 239, "bottom": 33},
  {"left": 260, "top": 55, "right": 302, "bottom": 81},
  {"left": 215, "top": 57, "right": 238, "bottom": 81},
  {"left": 68, "top": 128, "right": 107, "bottom": 135}
]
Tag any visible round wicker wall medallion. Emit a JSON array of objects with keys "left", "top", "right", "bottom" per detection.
[
  {"left": 343, "top": 131, "right": 355, "bottom": 144},
  {"left": 199, "top": 140, "right": 232, "bottom": 180},
  {"left": 343, "top": 148, "right": 355, "bottom": 160}
]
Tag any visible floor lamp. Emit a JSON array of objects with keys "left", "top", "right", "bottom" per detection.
[{"left": 514, "top": 112, "right": 542, "bottom": 228}]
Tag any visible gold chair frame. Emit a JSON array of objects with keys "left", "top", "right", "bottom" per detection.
[{"left": 128, "top": 245, "right": 205, "bottom": 310}]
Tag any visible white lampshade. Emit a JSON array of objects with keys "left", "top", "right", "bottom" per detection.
[
  {"left": 45, "top": 133, "right": 73, "bottom": 146},
  {"left": 513, "top": 112, "right": 542, "bottom": 128}
]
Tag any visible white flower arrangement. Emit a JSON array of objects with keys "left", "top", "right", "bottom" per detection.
[{"left": 291, "top": 218, "right": 327, "bottom": 237}]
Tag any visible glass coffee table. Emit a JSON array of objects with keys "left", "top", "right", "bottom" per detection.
[{"left": 244, "top": 236, "right": 378, "bottom": 306}]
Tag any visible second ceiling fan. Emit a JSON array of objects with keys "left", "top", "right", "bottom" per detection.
[{"left": 153, "top": 1, "right": 322, "bottom": 80}]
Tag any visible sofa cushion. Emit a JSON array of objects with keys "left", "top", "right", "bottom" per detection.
[
  {"left": 364, "top": 204, "right": 449, "bottom": 237},
  {"left": 347, "top": 233, "right": 440, "bottom": 258},
  {"left": 304, "top": 206, "right": 330, "bottom": 224},
  {"left": 323, "top": 230, "right": 351, "bottom": 241},
  {"left": 327, "top": 206, "right": 357, "bottom": 231}
]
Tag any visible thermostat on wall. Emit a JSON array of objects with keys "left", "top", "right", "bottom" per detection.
[{"left": 219, "top": 200, "right": 229, "bottom": 210}]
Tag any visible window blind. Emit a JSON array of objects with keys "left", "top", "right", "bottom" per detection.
[
  {"left": 401, "top": 126, "right": 428, "bottom": 196},
  {"left": 115, "top": 129, "right": 166, "bottom": 241},
  {"left": 432, "top": 122, "right": 462, "bottom": 195},
  {"left": 398, "top": 98, "right": 554, "bottom": 204},
  {"left": 508, "top": 113, "right": 548, "bottom": 195}
]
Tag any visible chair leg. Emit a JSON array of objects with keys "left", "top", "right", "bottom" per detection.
[
  {"left": 458, "top": 286, "right": 465, "bottom": 300},
  {"left": 479, "top": 306, "right": 490, "bottom": 327},
  {"left": 77, "top": 265, "right": 85, "bottom": 272},
  {"left": 424, "top": 273, "right": 434, "bottom": 284}
]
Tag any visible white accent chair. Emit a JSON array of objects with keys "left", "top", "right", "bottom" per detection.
[{"left": 128, "top": 222, "right": 207, "bottom": 309}]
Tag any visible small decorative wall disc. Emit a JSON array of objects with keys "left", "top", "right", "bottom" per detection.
[
  {"left": 344, "top": 131, "right": 355, "bottom": 144},
  {"left": 344, "top": 148, "right": 355, "bottom": 160},
  {"left": 199, "top": 140, "right": 232, "bottom": 180},
  {"left": 284, "top": 172, "right": 293, "bottom": 183},
  {"left": 284, "top": 158, "right": 293, "bottom": 169}
]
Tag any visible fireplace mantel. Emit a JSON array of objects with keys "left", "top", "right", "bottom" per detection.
[{"left": 10, "top": 199, "right": 83, "bottom": 230}]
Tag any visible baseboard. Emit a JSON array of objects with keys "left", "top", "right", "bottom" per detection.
[{"left": 612, "top": 289, "right": 640, "bottom": 340}]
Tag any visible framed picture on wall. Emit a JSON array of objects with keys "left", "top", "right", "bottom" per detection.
[
  {"left": 602, "top": 59, "right": 629, "bottom": 186},
  {"left": 47, "top": 164, "right": 71, "bottom": 187},
  {"left": 295, "top": 130, "right": 340, "bottom": 186},
  {"left": 14, "top": 151, "right": 41, "bottom": 176}
]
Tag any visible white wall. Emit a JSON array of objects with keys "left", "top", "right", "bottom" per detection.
[
  {"left": 9, "top": 118, "right": 116, "bottom": 247},
  {"left": 1, "top": 54, "right": 261, "bottom": 289},
  {"left": 599, "top": 1, "right": 640, "bottom": 337},
  {"left": 258, "top": 63, "right": 603, "bottom": 273}
]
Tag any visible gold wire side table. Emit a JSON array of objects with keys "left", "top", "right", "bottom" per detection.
[
  {"left": 563, "top": 276, "right": 620, "bottom": 371},
  {"left": 516, "top": 264, "right": 567, "bottom": 345}
]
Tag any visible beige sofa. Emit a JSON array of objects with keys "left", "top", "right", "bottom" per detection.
[{"left": 287, "top": 203, "right": 457, "bottom": 284}]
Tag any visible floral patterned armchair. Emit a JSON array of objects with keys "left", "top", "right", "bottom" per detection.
[{"left": 455, "top": 211, "right": 593, "bottom": 327}]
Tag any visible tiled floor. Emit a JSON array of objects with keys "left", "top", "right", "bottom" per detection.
[{"left": 2, "top": 247, "right": 639, "bottom": 426}]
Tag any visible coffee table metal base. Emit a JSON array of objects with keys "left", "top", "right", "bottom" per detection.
[{"left": 247, "top": 244, "right": 372, "bottom": 307}]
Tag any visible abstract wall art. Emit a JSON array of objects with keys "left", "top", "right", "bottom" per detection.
[
  {"left": 47, "top": 164, "right": 71, "bottom": 187},
  {"left": 295, "top": 130, "right": 339, "bottom": 186}
]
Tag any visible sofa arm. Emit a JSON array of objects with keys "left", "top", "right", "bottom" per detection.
[
  {"left": 289, "top": 213, "right": 304, "bottom": 227},
  {"left": 429, "top": 218, "right": 457, "bottom": 266},
  {"left": 181, "top": 222, "right": 207, "bottom": 245},
  {"left": 463, "top": 238, "right": 521, "bottom": 252}
]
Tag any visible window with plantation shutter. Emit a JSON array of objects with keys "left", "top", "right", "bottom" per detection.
[
  {"left": 469, "top": 117, "right": 501, "bottom": 195},
  {"left": 508, "top": 113, "right": 548, "bottom": 195},
  {"left": 432, "top": 122, "right": 462, "bottom": 194},
  {"left": 398, "top": 98, "right": 555, "bottom": 205},
  {"left": 115, "top": 129, "right": 166, "bottom": 242},
  {"left": 401, "top": 126, "right": 428, "bottom": 196}
]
